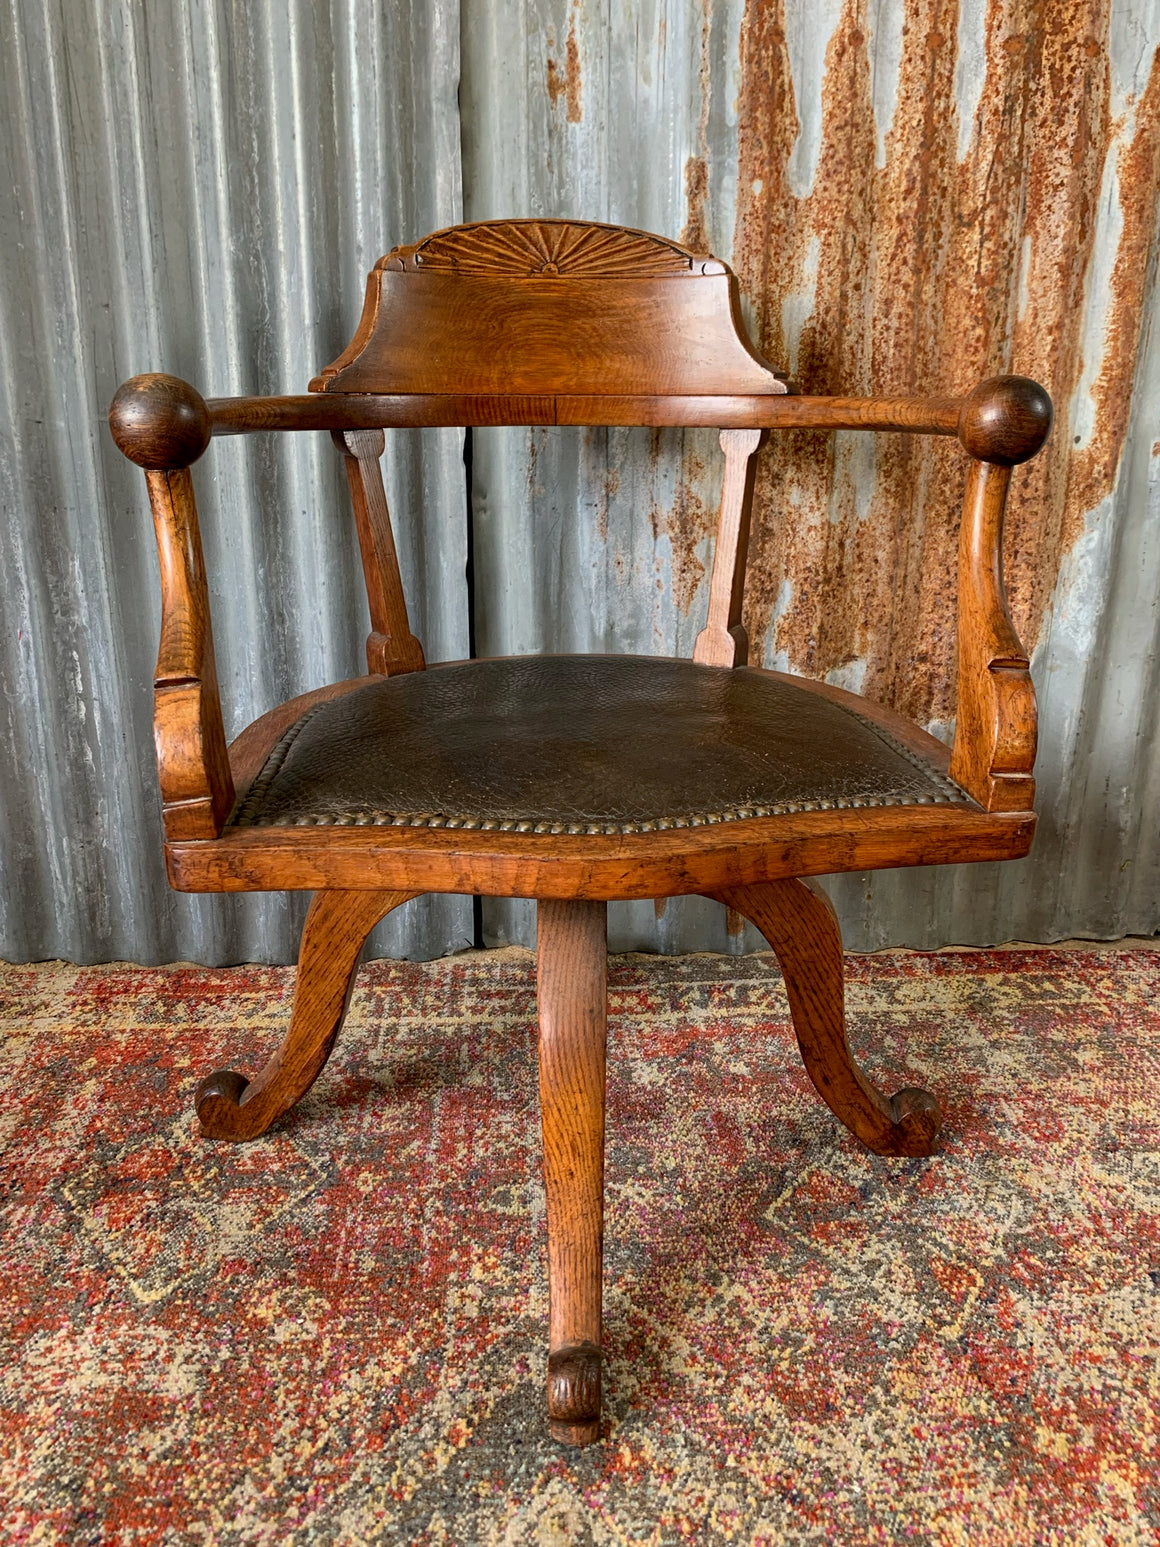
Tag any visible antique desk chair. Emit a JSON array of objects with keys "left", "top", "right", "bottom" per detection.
[{"left": 110, "top": 219, "right": 1051, "bottom": 1445}]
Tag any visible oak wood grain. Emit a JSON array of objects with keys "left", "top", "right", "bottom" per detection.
[
  {"left": 694, "top": 428, "right": 763, "bottom": 667},
  {"left": 337, "top": 429, "right": 426, "bottom": 676},
  {"left": 196, "top": 888, "right": 415, "bottom": 1140},
  {"left": 202, "top": 391, "right": 965, "bottom": 434},
  {"left": 165, "top": 801, "right": 1035, "bottom": 899},
  {"left": 310, "top": 221, "right": 788, "bottom": 399},
  {"left": 384, "top": 219, "right": 727, "bottom": 276},
  {"left": 146, "top": 468, "right": 234, "bottom": 839},
  {"left": 537, "top": 898, "right": 608, "bottom": 1445},
  {"left": 957, "top": 375, "right": 1053, "bottom": 466},
  {"left": 948, "top": 461, "right": 1037, "bottom": 811},
  {"left": 714, "top": 879, "right": 941, "bottom": 1156},
  {"left": 109, "top": 373, "right": 211, "bottom": 468},
  {"left": 556, "top": 393, "right": 962, "bottom": 432}
]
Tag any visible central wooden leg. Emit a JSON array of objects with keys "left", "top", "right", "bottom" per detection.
[{"left": 536, "top": 898, "right": 608, "bottom": 1446}]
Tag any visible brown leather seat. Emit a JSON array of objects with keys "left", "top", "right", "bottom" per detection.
[{"left": 231, "top": 655, "right": 970, "bottom": 835}]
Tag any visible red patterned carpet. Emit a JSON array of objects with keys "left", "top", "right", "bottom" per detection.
[{"left": 1, "top": 946, "right": 1158, "bottom": 1545}]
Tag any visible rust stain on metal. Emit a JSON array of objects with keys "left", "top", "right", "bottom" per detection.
[
  {"left": 593, "top": 463, "right": 620, "bottom": 544},
  {"left": 680, "top": 156, "right": 711, "bottom": 253},
  {"left": 547, "top": 55, "right": 565, "bottom": 110},
  {"left": 649, "top": 437, "right": 717, "bottom": 616},
  {"left": 548, "top": 4, "right": 584, "bottom": 122},
  {"left": 660, "top": 3, "right": 723, "bottom": 578},
  {"left": 680, "top": 5, "right": 715, "bottom": 254},
  {"left": 1062, "top": 45, "right": 1160, "bottom": 526},
  {"left": 730, "top": 0, "right": 1160, "bottom": 726}
]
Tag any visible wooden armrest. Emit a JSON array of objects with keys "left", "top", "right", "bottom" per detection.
[
  {"left": 948, "top": 376, "right": 1053, "bottom": 811},
  {"left": 110, "top": 375, "right": 233, "bottom": 839}
]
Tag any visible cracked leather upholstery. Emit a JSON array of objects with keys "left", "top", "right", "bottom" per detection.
[{"left": 231, "top": 655, "right": 970, "bottom": 835}]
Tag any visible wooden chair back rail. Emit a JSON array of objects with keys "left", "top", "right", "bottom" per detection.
[
  {"left": 336, "top": 429, "right": 426, "bottom": 677},
  {"left": 307, "top": 221, "right": 789, "bottom": 400},
  {"left": 203, "top": 392, "right": 966, "bottom": 434}
]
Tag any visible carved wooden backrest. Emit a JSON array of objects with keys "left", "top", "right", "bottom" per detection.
[
  {"left": 312, "top": 221, "right": 785, "bottom": 679},
  {"left": 309, "top": 219, "right": 789, "bottom": 398}
]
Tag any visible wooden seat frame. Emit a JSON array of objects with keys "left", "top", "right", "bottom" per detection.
[{"left": 110, "top": 219, "right": 1051, "bottom": 1445}]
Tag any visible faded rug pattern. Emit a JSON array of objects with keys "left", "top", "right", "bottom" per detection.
[{"left": 1, "top": 948, "right": 1158, "bottom": 1545}]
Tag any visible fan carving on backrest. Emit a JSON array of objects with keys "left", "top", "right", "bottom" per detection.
[
  {"left": 311, "top": 217, "right": 787, "bottom": 397},
  {"left": 381, "top": 219, "right": 727, "bottom": 278}
]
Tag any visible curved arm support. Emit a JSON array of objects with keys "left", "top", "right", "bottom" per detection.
[
  {"left": 948, "top": 376, "right": 1051, "bottom": 812},
  {"left": 108, "top": 375, "right": 232, "bottom": 839},
  {"left": 146, "top": 467, "right": 234, "bottom": 839},
  {"left": 947, "top": 458, "right": 1036, "bottom": 811}
]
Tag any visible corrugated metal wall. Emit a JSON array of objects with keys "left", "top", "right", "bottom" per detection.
[
  {"left": 0, "top": 0, "right": 471, "bottom": 963},
  {"left": 1, "top": 0, "right": 1158, "bottom": 965}
]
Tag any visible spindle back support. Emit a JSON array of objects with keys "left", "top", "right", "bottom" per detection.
[
  {"left": 313, "top": 220, "right": 785, "bottom": 680},
  {"left": 334, "top": 428, "right": 426, "bottom": 677},
  {"left": 339, "top": 418, "right": 768, "bottom": 683}
]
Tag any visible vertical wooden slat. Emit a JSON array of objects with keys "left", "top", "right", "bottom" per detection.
[
  {"left": 339, "top": 429, "right": 426, "bottom": 676},
  {"left": 693, "top": 427, "right": 764, "bottom": 667}
]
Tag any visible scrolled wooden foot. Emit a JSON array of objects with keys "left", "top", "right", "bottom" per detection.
[
  {"left": 537, "top": 899, "right": 607, "bottom": 1446},
  {"left": 548, "top": 1341, "right": 603, "bottom": 1445},
  {"left": 712, "top": 879, "right": 942, "bottom": 1157},
  {"left": 194, "top": 1068, "right": 250, "bottom": 1128},
  {"left": 888, "top": 1086, "right": 942, "bottom": 1154},
  {"left": 197, "top": 888, "right": 417, "bottom": 1141}
]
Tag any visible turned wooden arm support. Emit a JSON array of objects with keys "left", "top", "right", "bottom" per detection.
[
  {"left": 949, "top": 376, "right": 1053, "bottom": 811},
  {"left": 109, "top": 374, "right": 233, "bottom": 840}
]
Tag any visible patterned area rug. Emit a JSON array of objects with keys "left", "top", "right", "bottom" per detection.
[{"left": 1, "top": 947, "right": 1158, "bottom": 1545}]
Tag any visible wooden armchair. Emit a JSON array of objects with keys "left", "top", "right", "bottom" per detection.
[{"left": 110, "top": 219, "right": 1051, "bottom": 1445}]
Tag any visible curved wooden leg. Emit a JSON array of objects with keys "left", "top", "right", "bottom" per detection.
[
  {"left": 196, "top": 888, "right": 417, "bottom": 1141},
  {"left": 712, "top": 879, "right": 941, "bottom": 1157},
  {"left": 537, "top": 898, "right": 607, "bottom": 1445}
]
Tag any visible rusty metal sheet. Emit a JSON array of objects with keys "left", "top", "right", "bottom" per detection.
[
  {"left": 732, "top": 0, "right": 1160, "bottom": 726},
  {"left": 463, "top": 0, "right": 1160, "bottom": 952}
]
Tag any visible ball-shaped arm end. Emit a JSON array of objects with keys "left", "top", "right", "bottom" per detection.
[
  {"left": 108, "top": 373, "right": 211, "bottom": 469},
  {"left": 957, "top": 375, "right": 1053, "bottom": 466}
]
